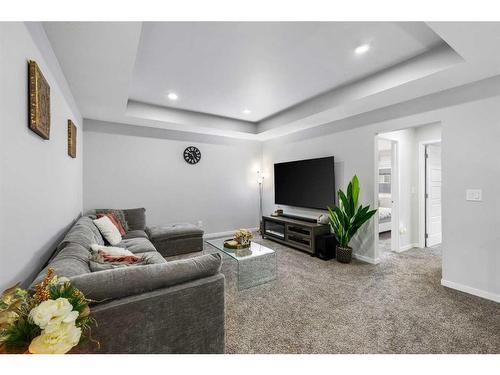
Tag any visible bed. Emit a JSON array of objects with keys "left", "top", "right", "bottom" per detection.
[
  {"left": 378, "top": 194, "right": 392, "bottom": 233},
  {"left": 378, "top": 207, "right": 392, "bottom": 232}
]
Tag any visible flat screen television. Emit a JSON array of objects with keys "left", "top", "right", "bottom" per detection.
[{"left": 274, "top": 156, "right": 335, "bottom": 210}]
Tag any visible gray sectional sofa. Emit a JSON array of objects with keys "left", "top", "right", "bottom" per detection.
[{"left": 29, "top": 209, "right": 225, "bottom": 354}]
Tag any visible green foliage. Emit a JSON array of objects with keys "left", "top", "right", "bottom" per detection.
[
  {"left": 328, "top": 175, "right": 377, "bottom": 248},
  {"left": 48, "top": 282, "right": 89, "bottom": 314},
  {"left": 1, "top": 318, "right": 40, "bottom": 352}
]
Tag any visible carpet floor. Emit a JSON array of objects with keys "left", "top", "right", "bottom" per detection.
[{"left": 184, "top": 237, "right": 500, "bottom": 353}]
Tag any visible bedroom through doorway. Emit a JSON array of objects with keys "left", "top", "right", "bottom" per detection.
[{"left": 377, "top": 138, "right": 398, "bottom": 255}]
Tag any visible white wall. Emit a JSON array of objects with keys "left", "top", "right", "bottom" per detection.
[
  {"left": 440, "top": 101, "right": 500, "bottom": 301},
  {"left": 0, "top": 23, "right": 83, "bottom": 289},
  {"left": 262, "top": 96, "right": 500, "bottom": 301},
  {"left": 83, "top": 120, "right": 262, "bottom": 235}
]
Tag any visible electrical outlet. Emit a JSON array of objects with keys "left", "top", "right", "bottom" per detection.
[
  {"left": 197, "top": 220, "right": 203, "bottom": 228},
  {"left": 466, "top": 189, "right": 482, "bottom": 201}
]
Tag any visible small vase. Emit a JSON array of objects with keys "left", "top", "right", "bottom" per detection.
[{"left": 336, "top": 246, "right": 352, "bottom": 263}]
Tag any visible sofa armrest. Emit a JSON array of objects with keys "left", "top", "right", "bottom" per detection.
[
  {"left": 69, "top": 253, "right": 221, "bottom": 301},
  {"left": 73, "top": 274, "right": 225, "bottom": 353}
]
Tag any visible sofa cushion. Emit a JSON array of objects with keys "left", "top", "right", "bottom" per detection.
[
  {"left": 135, "top": 251, "right": 167, "bottom": 265},
  {"left": 117, "top": 237, "right": 157, "bottom": 254},
  {"left": 147, "top": 223, "right": 203, "bottom": 241},
  {"left": 123, "top": 208, "right": 146, "bottom": 231},
  {"left": 30, "top": 243, "right": 91, "bottom": 289},
  {"left": 69, "top": 253, "right": 221, "bottom": 301},
  {"left": 122, "top": 230, "right": 149, "bottom": 240},
  {"left": 58, "top": 216, "right": 104, "bottom": 251}
]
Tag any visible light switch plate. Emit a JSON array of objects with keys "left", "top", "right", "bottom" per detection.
[{"left": 466, "top": 189, "right": 482, "bottom": 201}]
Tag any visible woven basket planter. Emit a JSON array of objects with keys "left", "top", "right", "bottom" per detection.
[{"left": 336, "top": 246, "right": 352, "bottom": 263}]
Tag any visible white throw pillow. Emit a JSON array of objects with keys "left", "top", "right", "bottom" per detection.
[
  {"left": 90, "top": 244, "right": 134, "bottom": 257},
  {"left": 93, "top": 216, "right": 122, "bottom": 245}
]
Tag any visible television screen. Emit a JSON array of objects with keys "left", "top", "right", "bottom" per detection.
[{"left": 274, "top": 156, "right": 335, "bottom": 210}]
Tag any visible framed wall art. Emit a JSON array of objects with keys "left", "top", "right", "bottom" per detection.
[
  {"left": 28, "top": 60, "right": 51, "bottom": 139},
  {"left": 67, "top": 120, "right": 77, "bottom": 158}
]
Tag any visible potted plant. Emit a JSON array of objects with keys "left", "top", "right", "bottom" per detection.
[{"left": 328, "top": 175, "right": 377, "bottom": 263}]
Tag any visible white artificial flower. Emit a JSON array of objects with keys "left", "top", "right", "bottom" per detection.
[
  {"left": 29, "top": 298, "right": 76, "bottom": 329},
  {"left": 28, "top": 322, "right": 82, "bottom": 354},
  {"left": 56, "top": 277, "right": 71, "bottom": 284}
]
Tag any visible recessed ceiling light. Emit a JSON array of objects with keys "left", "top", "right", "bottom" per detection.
[
  {"left": 243, "top": 109, "right": 251, "bottom": 114},
  {"left": 167, "top": 92, "right": 178, "bottom": 101},
  {"left": 354, "top": 44, "right": 370, "bottom": 55}
]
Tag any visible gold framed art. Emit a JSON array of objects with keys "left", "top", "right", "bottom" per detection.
[
  {"left": 28, "top": 60, "right": 51, "bottom": 139},
  {"left": 67, "top": 120, "right": 77, "bottom": 158}
]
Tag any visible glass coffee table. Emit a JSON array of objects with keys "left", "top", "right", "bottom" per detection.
[{"left": 205, "top": 238, "right": 277, "bottom": 290}]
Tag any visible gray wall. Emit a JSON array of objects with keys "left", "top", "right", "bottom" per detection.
[
  {"left": 83, "top": 120, "right": 262, "bottom": 235},
  {"left": 262, "top": 95, "right": 500, "bottom": 301},
  {"left": 441, "top": 98, "right": 500, "bottom": 300},
  {"left": 0, "top": 23, "right": 83, "bottom": 289}
]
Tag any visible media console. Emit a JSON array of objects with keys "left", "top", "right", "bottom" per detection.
[{"left": 262, "top": 215, "right": 330, "bottom": 255}]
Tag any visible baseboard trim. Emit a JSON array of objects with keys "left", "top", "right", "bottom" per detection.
[
  {"left": 441, "top": 279, "right": 500, "bottom": 303},
  {"left": 353, "top": 253, "right": 380, "bottom": 265},
  {"left": 397, "top": 243, "right": 418, "bottom": 253},
  {"left": 204, "top": 227, "right": 259, "bottom": 240}
]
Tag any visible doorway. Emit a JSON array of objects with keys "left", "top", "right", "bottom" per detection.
[{"left": 376, "top": 137, "right": 399, "bottom": 255}]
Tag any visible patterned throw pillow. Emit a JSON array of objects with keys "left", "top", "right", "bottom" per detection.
[
  {"left": 97, "top": 213, "right": 126, "bottom": 235},
  {"left": 96, "top": 209, "right": 129, "bottom": 232},
  {"left": 88, "top": 251, "right": 154, "bottom": 272}
]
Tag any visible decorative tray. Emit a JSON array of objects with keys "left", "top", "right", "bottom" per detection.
[{"left": 223, "top": 239, "right": 251, "bottom": 249}]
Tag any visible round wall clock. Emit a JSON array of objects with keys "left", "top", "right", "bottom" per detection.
[{"left": 183, "top": 146, "right": 201, "bottom": 165}]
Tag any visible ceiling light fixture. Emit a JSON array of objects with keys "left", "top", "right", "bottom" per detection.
[
  {"left": 243, "top": 109, "right": 251, "bottom": 114},
  {"left": 167, "top": 92, "right": 178, "bottom": 101},
  {"left": 354, "top": 44, "right": 370, "bottom": 55}
]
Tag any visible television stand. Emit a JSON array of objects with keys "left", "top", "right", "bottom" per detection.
[
  {"left": 280, "top": 213, "right": 317, "bottom": 223},
  {"left": 262, "top": 215, "right": 330, "bottom": 255}
]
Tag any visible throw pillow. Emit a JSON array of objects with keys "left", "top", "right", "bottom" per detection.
[
  {"left": 90, "top": 244, "right": 134, "bottom": 256},
  {"left": 93, "top": 216, "right": 122, "bottom": 245},
  {"left": 88, "top": 252, "right": 154, "bottom": 272},
  {"left": 96, "top": 209, "right": 129, "bottom": 232},
  {"left": 96, "top": 213, "right": 126, "bottom": 235}
]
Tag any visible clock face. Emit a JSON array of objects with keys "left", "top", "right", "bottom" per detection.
[{"left": 183, "top": 146, "right": 201, "bottom": 164}]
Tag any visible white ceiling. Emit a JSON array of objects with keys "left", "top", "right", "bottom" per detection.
[
  {"left": 42, "top": 22, "right": 500, "bottom": 140},
  {"left": 129, "top": 22, "right": 443, "bottom": 121}
]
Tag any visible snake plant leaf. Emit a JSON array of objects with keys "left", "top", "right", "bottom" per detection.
[
  {"left": 338, "top": 190, "right": 351, "bottom": 217},
  {"left": 351, "top": 175, "right": 360, "bottom": 209},
  {"left": 346, "top": 182, "right": 354, "bottom": 215},
  {"left": 334, "top": 205, "right": 349, "bottom": 229}
]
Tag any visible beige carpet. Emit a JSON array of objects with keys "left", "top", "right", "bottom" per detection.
[{"left": 184, "top": 237, "right": 500, "bottom": 353}]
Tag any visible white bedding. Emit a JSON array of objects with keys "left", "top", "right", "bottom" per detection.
[{"left": 379, "top": 207, "right": 392, "bottom": 220}]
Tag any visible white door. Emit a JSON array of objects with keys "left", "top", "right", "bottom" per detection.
[
  {"left": 425, "top": 144, "right": 442, "bottom": 247},
  {"left": 390, "top": 141, "right": 399, "bottom": 252}
]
